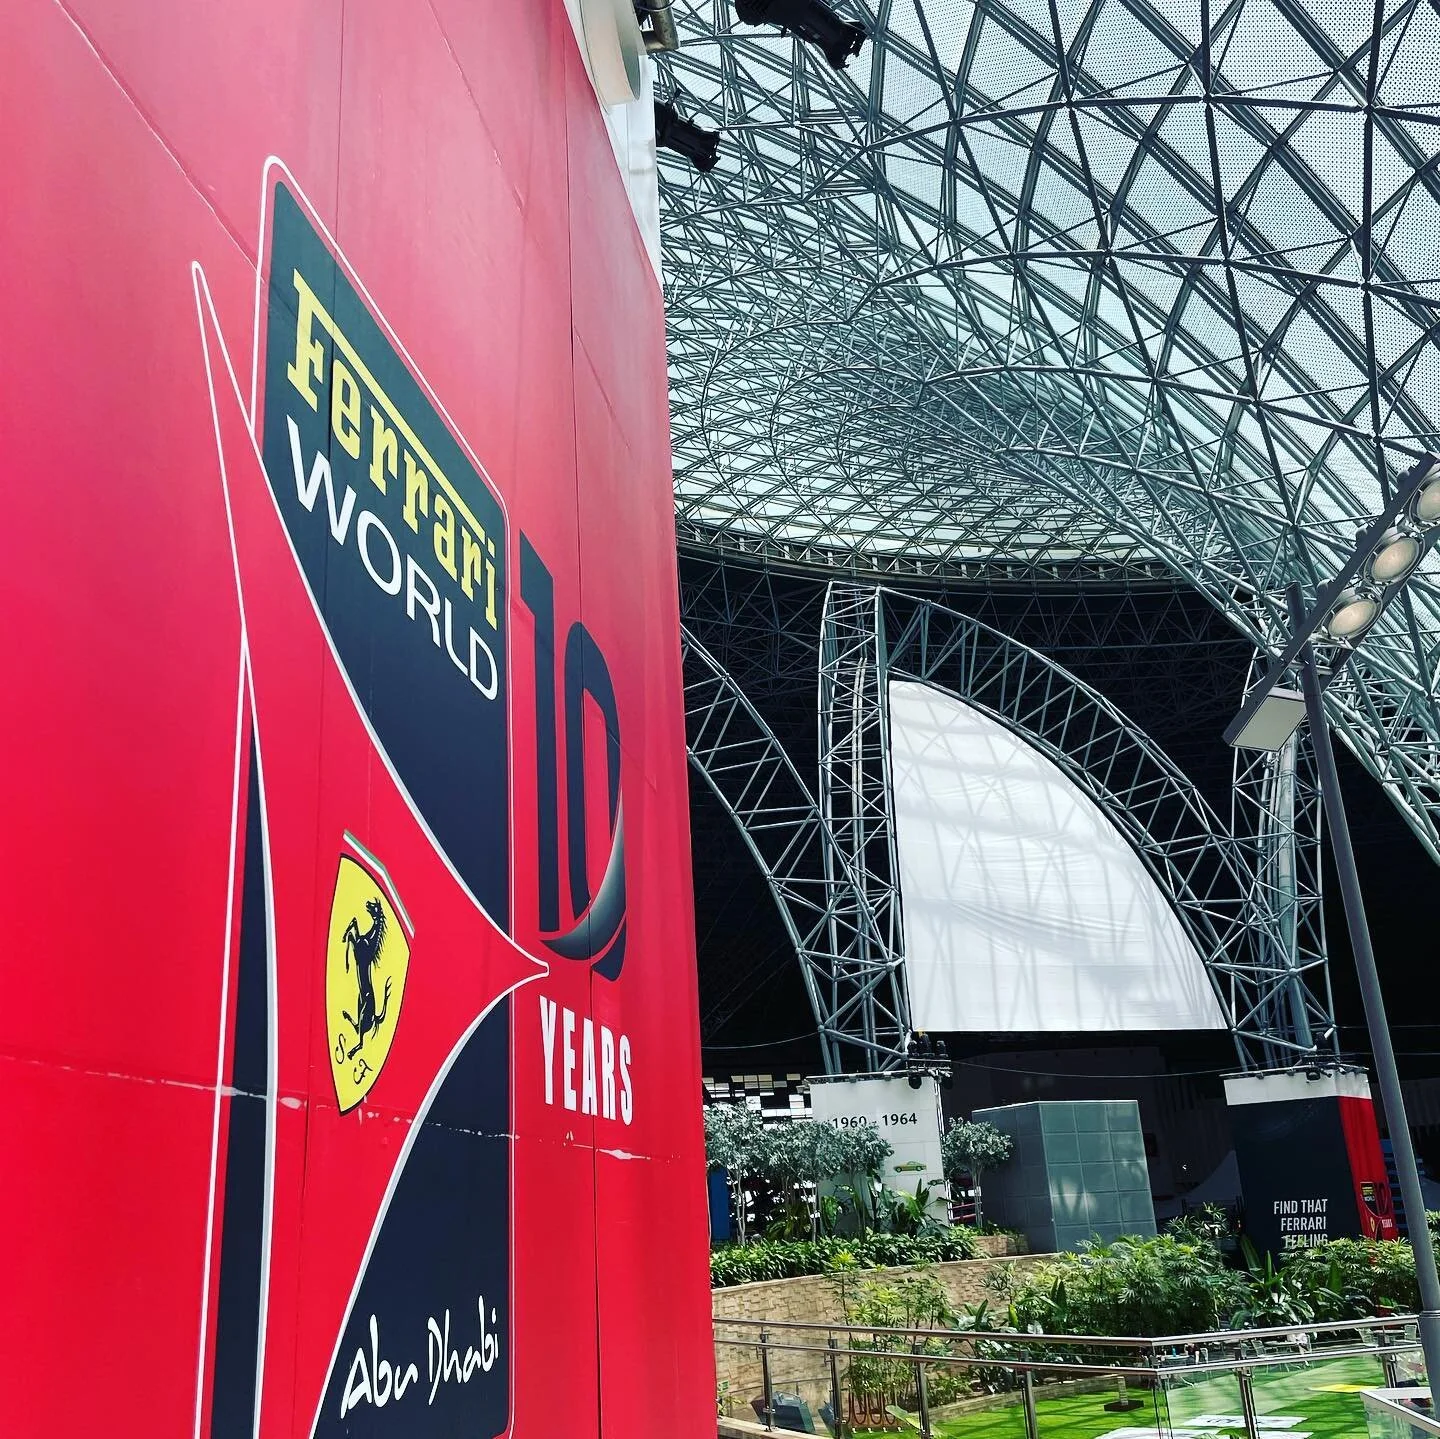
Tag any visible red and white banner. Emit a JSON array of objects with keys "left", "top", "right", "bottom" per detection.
[{"left": 0, "top": 5, "right": 711, "bottom": 1435}]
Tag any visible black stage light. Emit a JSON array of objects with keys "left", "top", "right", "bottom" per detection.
[
  {"left": 653, "top": 101, "right": 720, "bottom": 172},
  {"left": 907, "top": 1071, "right": 923, "bottom": 1090},
  {"left": 733, "top": 0, "right": 867, "bottom": 70}
]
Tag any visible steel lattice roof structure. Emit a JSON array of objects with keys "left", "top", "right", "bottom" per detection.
[{"left": 655, "top": 0, "right": 1440, "bottom": 860}]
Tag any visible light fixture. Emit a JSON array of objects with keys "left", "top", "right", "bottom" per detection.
[
  {"left": 733, "top": 0, "right": 867, "bottom": 70},
  {"left": 1366, "top": 528, "right": 1424, "bottom": 585},
  {"left": 1228, "top": 687, "right": 1307, "bottom": 751},
  {"left": 1409, "top": 462, "right": 1440, "bottom": 527},
  {"left": 1322, "top": 588, "right": 1381, "bottom": 642},
  {"left": 903, "top": 1029, "right": 952, "bottom": 1087},
  {"left": 1416, "top": 479, "right": 1440, "bottom": 526},
  {"left": 653, "top": 101, "right": 720, "bottom": 172},
  {"left": 1228, "top": 452, "right": 1440, "bottom": 752},
  {"left": 575, "top": 0, "right": 644, "bottom": 105}
]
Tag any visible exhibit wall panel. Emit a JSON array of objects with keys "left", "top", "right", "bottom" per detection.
[
  {"left": 1226, "top": 1071, "right": 1400, "bottom": 1255},
  {"left": 810, "top": 1074, "right": 949, "bottom": 1211},
  {"left": 0, "top": 4, "right": 710, "bottom": 1436},
  {"left": 889, "top": 680, "right": 1227, "bottom": 1034}
]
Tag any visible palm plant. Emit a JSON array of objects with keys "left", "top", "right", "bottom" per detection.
[{"left": 1230, "top": 1239, "right": 1328, "bottom": 1329}]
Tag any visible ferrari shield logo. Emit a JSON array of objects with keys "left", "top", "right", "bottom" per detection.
[{"left": 327, "top": 837, "right": 414, "bottom": 1112}]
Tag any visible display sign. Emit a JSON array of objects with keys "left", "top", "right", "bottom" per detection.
[
  {"left": 1226, "top": 1070, "right": 1398, "bottom": 1256},
  {"left": 0, "top": 4, "right": 710, "bottom": 1436},
  {"left": 889, "top": 681, "right": 1227, "bottom": 1035},
  {"left": 809, "top": 1075, "right": 949, "bottom": 1215}
]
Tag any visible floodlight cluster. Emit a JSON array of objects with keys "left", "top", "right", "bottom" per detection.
[{"left": 1323, "top": 459, "right": 1440, "bottom": 642}]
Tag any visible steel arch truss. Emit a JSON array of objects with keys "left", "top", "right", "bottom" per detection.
[
  {"left": 683, "top": 626, "right": 891, "bottom": 1072},
  {"left": 656, "top": 0, "right": 1440, "bottom": 866},
  {"left": 687, "top": 581, "right": 1338, "bottom": 1071},
  {"left": 880, "top": 589, "right": 1335, "bottom": 1068},
  {"left": 818, "top": 584, "right": 910, "bottom": 1069}
]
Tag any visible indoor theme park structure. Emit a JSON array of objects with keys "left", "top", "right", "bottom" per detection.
[
  {"left": 659, "top": 0, "right": 1440, "bottom": 1423},
  {"left": 5, "top": 1, "right": 1440, "bottom": 1438}
]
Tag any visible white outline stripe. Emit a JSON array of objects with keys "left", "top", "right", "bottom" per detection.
[
  {"left": 341, "top": 830, "right": 416, "bottom": 938},
  {"left": 191, "top": 643, "right": 250, "bottom": 1439},
  {"left": 195, "top": 279, "right": 281, "bottom": 1439},
  {"left": 247, "top": 671, "right": 280, "bottom": 1439}
]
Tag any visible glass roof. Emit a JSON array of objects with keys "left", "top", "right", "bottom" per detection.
[{"left": 653, "top": 0, "right": 1440, "bottom": 851}]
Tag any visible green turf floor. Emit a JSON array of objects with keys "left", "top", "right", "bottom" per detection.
[{"left": 858, "top": 1355, "right": 1386, "bottom": 1439}]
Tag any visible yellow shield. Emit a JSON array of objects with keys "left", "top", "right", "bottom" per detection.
[{"left": 326, "top": 848, "right": 412, "bottom": 1112}]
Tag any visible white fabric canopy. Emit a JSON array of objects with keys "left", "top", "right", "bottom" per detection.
[{"left": 890, "top": 680, "right": 1227, "bottom": 1034}]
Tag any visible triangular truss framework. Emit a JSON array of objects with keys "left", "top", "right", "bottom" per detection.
[
  {"left": 657, "top": 0, "right": 1440, "bottom": 862},
  {"left": 684, "top": 581, "right": 1338, "bottom": 1071}
]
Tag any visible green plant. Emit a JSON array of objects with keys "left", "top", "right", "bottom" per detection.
[
  {"left": 974, "top": 1222, "right": 1025, "bottom": 1241},
  {"left": 838, "top": 1173, "right": 953, "bottom": 1240},
  {"left": 879, "top": 1182, "right": 927, "bottom": 1238},
  {"left": 946, "top": 1299, "right": 1027, "bottom": 1394},
  {"left": 706, "top": 1114, "right": 897, "bottom": 1243},
  {"left": 818, "top": 1191, "right": 847, "bottom": 1237},
  {"left": 834, "top": 1124, "right": 895, "bottom": 1180},
  {"left": 1005, "top": 1232, "right": 1248, "bottom": 1337},
  {"left": 1230, "top": 1237, "right": 1330, "bottom": 1328},
  {"left": 709, "top": 1228, "right": 980, "bottom": 1287},
  {"left": 941, "top": 1119, "right": 1014, "bottom": 1181},
  {"left": 873, "top": 1179, "right": 950, "bottom": 1239},
  {"left": 843, "top": 1177, "right": 882, "bottom": 1235},
  {"left": 830, "top": 1130, "right": 896, "bottom": 1236},
  {"left": 975, "top": 1228, "right": 1424, "bottom": 1342},
  {"left": 840, "top": 1267, "right": 967, "bottom": 1412},
  {"left": 759, "top": 1119, "right": 858, "bottom": 1238},
  {"left": 1280, "top": 1236, "right": 1419, "bottom": 1316},
  {"left": 1165, "top": 1203, "right": 1231, "bottom": 1248}
]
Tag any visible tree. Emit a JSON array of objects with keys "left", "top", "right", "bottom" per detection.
[
  {"left": 941, "top": 1119, "right": 1014, "bottom": 1225},
  {"left": 758, "top": 1119, "right": 859, "bottom": 1238},
  {"left": 704, "top": 1103, "right": 765, "bottom": 1242},
  {"left": 823, "top": 1125, "right": 896, "bottom": 1235},
  {"left": 835, "top": 1124, "right": 893, "bottom": 1180}
]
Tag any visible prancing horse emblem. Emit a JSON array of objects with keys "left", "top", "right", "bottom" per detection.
[
  {"left": 342, "top": 897, "right": 392, "bottom": 1060},
  {"left": 326, "top": 841, "right": 413, "bottom": 1112}
]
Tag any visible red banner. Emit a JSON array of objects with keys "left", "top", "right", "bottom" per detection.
[{"left": 0, "top": 4, "right": 711, "bottom": 1435}]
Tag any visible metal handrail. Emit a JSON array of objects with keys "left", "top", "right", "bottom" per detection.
[
  {"left": 714, "top": 1311, "right": 1420, "bottom": 1349},
  {"left": 715, "top": 1332, "right": 1417, "bottom": 1379},
  {"left": 717, "top": 1315, "right": 1424, "bottom": 1438}
]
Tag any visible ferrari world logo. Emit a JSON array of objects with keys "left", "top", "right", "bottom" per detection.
[{"left": 190, "top": 159, "right": 545, "bottom": 1439}]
